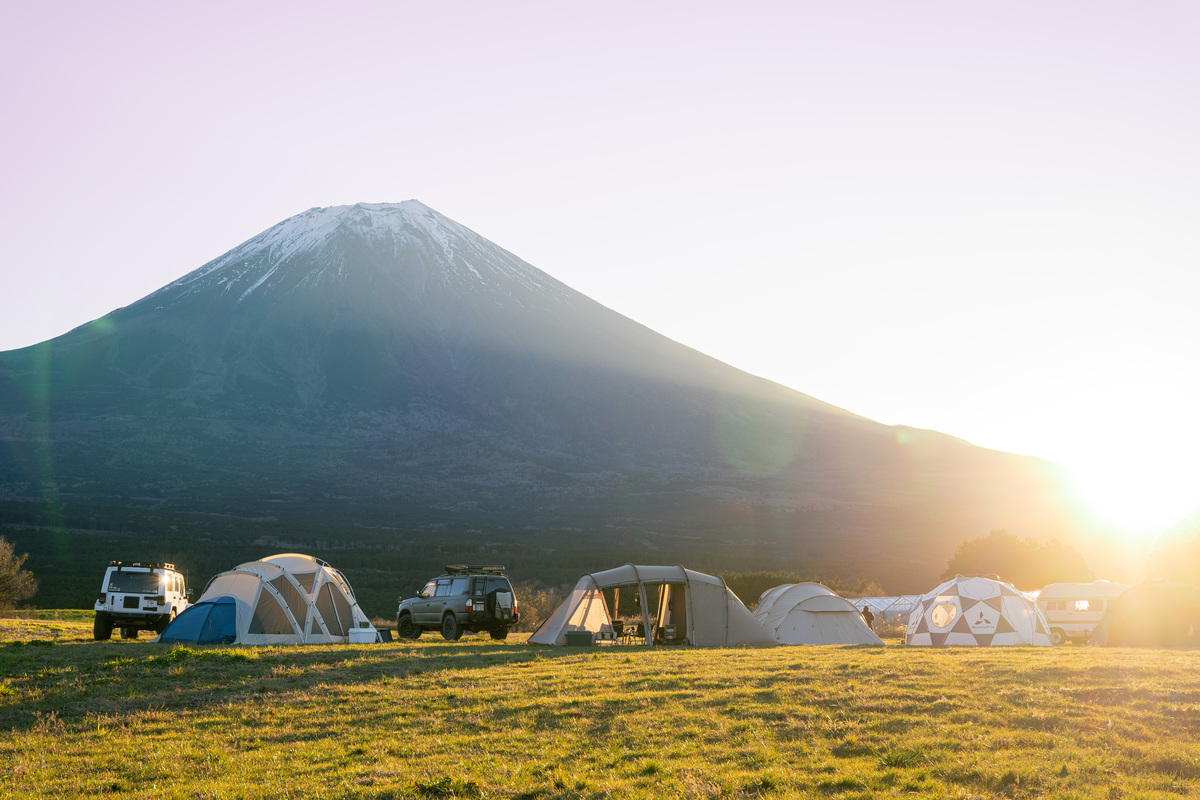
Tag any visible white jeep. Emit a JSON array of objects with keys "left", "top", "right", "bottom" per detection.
[{"left": 93, "top": 561, "right": 191, "bottom": 640}]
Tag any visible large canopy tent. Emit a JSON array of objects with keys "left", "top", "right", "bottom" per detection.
[
  {"left": 754, "top": 583, "right": 884, "bottom": 645},
  {"left": 906, "top": 575, "right": 1051, "bottom": 647},
  {"left": 528, "top": 564, "right": 776, "bottom": 647},
  {"left": 158, "top": 553, "right": 379, "bottom": 645},
  {"left": 853, "top": 596, "right": 923, "bottom": 625},
  {"left": 1091, "top": 581, "right": 1200, "bottom": 648}
]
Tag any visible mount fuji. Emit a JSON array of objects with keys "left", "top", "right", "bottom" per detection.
[{"left": 0, "top": 201, "right": 1097, "bottom": 608}]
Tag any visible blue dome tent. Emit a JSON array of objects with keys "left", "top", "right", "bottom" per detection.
[{"left": 158, "top": 596, "right": 237, "bottom": 644}]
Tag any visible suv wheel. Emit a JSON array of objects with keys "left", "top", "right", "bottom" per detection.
[
  {"left": 442, "top": 613, "right": 462, "bottom": 641},
  {"left": 121, "top": 627, "right": 138, "bottom": 640},
  {"left": 489, "top": 626, "right": 509, "bottom": 641},
  {"left": 94, "top": 615, "right": 113, "bottom": 641},
  {"left": 398, "top": 614, "right": 421, "bottom": 640}
]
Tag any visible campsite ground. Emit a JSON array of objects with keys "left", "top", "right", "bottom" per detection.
[{"left": 2, "top": 615, "right": 1199, "bottom": 799}]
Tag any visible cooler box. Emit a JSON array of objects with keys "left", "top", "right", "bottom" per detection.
[{"left": 564, "top": 631, "right": 593, "bottom": 646}]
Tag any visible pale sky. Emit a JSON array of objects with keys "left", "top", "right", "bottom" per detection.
[{"left": 2, "top": 1, "right": 1198, "bottom": 537}]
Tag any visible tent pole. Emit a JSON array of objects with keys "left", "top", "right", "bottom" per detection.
[{"left": 631, "top": 564, "right": 652, "bottom": 647}]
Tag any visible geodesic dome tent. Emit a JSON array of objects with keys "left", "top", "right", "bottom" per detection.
[
  {"left": 753, "top": 583, "right": 884, "bottom": 645},
  {"left": 906, "top": 575, "right": 1050, "bottom": 647},
  {"left": 159, "top": 553, "right": 378, "bottom": 645},
  {"left": 528, "top": 564, "right": 776, "bottom": 647}
]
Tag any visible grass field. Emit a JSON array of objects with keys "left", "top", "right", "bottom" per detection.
[{"left": 2, "top": 616, "right": 1199, "bottom": 799}]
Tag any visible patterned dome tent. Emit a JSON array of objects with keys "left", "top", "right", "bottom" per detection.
[{"left": 906, "top": 575, "right": 1051, "bottom": 646}]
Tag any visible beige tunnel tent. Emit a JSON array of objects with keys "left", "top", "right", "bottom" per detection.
[
  {"left": 754, "top": 583, "right": 884, "bottom": 645},
  {"left": 528, "top": 564, "right": 776, "bottom": 646},
  {"left": 160, "top": 553, "right": 379, "bottom": 645}
]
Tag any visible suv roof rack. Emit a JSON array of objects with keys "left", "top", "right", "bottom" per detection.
[
  {"left": 109, "top": 561, "right": 176, "bottom": 571},
  {"left": 444, "top": 564, "right": 505, "bottom": 575}
]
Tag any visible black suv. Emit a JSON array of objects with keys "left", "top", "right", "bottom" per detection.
[{"left": 397, "top": 565, "right": 519, "bottom": 640}]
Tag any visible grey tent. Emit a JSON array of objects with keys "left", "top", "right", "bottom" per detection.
[
  {"left": 528, "top": 564, "right": 775, "bottom": 646},
  {"left": 1091, "top": 581, "right": 1200, "bottom": 648}
]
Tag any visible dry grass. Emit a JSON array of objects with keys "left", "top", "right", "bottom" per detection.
[{"left": 2, "top": 615, "right": 1199, "bottom": 798}]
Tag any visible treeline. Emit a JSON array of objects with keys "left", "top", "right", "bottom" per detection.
[
  {"left": 722, "top": 571, "right": 886, "bottom": 608},
  {"left": 939, "top": 529, "right": 1093, "bottom": 591}
]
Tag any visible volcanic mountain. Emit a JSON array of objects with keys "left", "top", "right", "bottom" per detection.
[{"left": 0, "top": 202, "right": 1098, "bottom": 605}]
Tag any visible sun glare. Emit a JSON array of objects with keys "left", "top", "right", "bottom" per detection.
[{"left": 1066, "top": 457, "right": 1200, "bottom": 540}]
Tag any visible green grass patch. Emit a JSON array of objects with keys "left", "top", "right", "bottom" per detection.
[{"left": 1, "top": 619, "right": 1199, "bottom": 798}]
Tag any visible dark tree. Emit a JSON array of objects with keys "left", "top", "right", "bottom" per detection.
[
  {"left": 0, "top": 536, "right": 38, "bottom": 610},
  {"left": 941, "top": 529, "right": 1092, "bottom": 591}
]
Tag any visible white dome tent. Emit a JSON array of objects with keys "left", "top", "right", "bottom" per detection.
[
  {"left": 906, "top": 575, "right": 1050, "bottom": 647},
  {"left": 754, "top": 583, "right": 884, "bottom": 645},
  {"left": 159, "top": 553, "right": 379, "bottom": 645}
]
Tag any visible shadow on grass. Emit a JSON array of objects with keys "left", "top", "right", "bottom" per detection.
[{"left": 0, "top": 637, "right": 673, "bottom": 732}]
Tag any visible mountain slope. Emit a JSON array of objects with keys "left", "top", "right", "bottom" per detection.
[{"left": 0, "top": 201, "right": 1099, "bottom": 603}]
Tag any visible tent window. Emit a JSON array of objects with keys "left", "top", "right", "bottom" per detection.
[
  {"left": 270, "top": 576, "right": 309, "bottom": 627},
  {"left": 316, "top": 584, "right": 353, "bottom": 637},
  {"left": 930, "top": 602, "right": 958, "bottom": 629},
  {"left": 293, "top": 572, "right": 317, "bottom": 593},
  {"left": 249, "top": 590, "right": 294, "bottom": 635},
  {"left": 331, "top": 584, "right": 354, "bottom": 633}
]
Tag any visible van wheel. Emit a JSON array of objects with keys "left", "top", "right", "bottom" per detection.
[
  {"left": 398, "top": 614, "right": 421, "bottom": 640},
  {"left": 94, "top": 615, "right": 113, "bottom": 641},
  {"left": 1050, "top": 628, "right": 1066, "bottom": 646},
  {"left": 442, "top": 613, "right": 462, "bottom": 641}
]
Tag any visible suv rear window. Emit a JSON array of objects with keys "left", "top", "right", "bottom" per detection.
[
  {"left": 107, "top": 572, "right": 160, "bottom": 594},
  {"left": 474, "top": 577, "right": 510, "bottom": 595}
]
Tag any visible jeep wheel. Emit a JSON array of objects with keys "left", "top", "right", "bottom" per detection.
[
  {"left": 94, "top": 615, "right": 113, "bottom": 641},
  {"left": 120, "top": 627, "right": 138, "bottom": 640},
  {"left": 398, "top": 614, "right": 421, "bottom": 640},
  {"left": 441, "top": 613, "right": 462, "bottom": 641},
  {"left": 489, "top": 626, "right": 509, "bottom": 641},
  {"left": 156, "top": 610, "right": 176, "bottom": 635}
]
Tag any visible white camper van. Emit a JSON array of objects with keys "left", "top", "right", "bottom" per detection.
[{"left": 1036, "top": 580, "right": 1130, "bottom": 645}]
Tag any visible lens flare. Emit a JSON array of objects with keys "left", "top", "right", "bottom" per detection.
[{"left": 1066, "top": 456, "right": 1200, "bottom": 541}]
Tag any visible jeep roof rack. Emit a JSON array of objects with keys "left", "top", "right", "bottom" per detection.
[
  {"left": 109, "top": 561, "right": 176, "bottom": 571},
  {"left": 444, "top": 564, "right": 505, "bottom": 575}
]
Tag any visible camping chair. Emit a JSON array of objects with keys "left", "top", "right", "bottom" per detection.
[
  {"left": 612, "top": 619, "right": 625, "bottom": 643},
  {"left": 633, "top": 622, "right": 645, "bottom": 644}
]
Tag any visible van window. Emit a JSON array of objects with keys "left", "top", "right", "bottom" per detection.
[{"left": 1074, "top": 600, "right": 1092, "bottom": 612}]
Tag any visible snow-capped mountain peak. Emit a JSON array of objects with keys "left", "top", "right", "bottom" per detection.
[{"left": 149, "top": 201, "right": 570, "bottom": 307}]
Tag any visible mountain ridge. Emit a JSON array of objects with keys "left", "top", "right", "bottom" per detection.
[{"left": 0, "top": 201, "right": 1104, "bottom": 609}]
